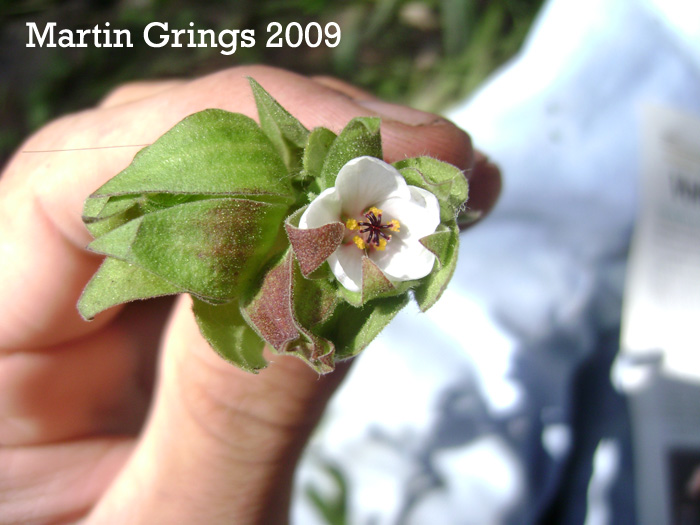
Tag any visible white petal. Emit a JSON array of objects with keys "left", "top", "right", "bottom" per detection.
[
  {"left": 409, "top": 185, "right": 441, "bottom": 220},
  {"left": 328, "top": 244, "right": 363, "bottom": 292},
  {"left": 335, "top": 156, "right": 410, "bottom": 216},
  {"left": 379, "top": 186, "right": 440, "bottom": 241},
  {"left": 371, "top": 237, "right": 437, "bottom": 281},
  {"left": 299, "top": 187, "right": 341, "bottom": 229}
]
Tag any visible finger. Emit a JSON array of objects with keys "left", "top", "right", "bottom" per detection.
[
  {"left": 0, "top": 437, "right": 133, "bottom": 523},
  {"left": 99, "top": 80, "right": 186, "bottom": 108},
  {"left": 0, "top": 64, "right": 473, "bottom": 351},
  {"left": 0, "top": 298, "right": 169, "bottom": 445},
  {"left": 88, "top": 295, "right": 350, "bottom": 524},
  {"left": 311, "top": 75, "right": 379, "bottom": 100},
  {"left": 462, "top": 152, "right": 502, "bottom": 227}
]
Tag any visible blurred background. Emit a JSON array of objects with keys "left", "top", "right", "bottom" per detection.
[{"left": 0, "top": 0, "right": 542, "bottom": 165}]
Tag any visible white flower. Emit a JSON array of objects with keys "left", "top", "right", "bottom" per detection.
[{"left": 299, "top": 156, "right": 441, "bottom": 292}]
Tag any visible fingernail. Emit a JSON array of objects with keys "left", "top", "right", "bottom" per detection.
[
  {"left": 459, "top": 159, "right": 501, "bottom": 230},
  {"left": 473, "top": 149, "right": 490, "bottom": 167},
  {"left": 356, "top": 99, "right": 446, "bottom": 126},
  {"left": 457, "top": 209, "right": 483, "bottom": 229}
]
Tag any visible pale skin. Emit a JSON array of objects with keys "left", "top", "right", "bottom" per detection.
[{"left": 0, "top": 65, "right": 501, "bottom": 524}]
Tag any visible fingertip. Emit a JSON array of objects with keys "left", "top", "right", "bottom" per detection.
[
  {"left": 461, "top": 155, "right": 502, "bottom": 228},
  {"left": 343, "top": 99, "right": 473, "bottom": 169},
  {"left": 312, "top": 75, "right": 379, "bottom": 101},
  {"left": 381, "top": 117, "right": 473, "bottom": 170}
]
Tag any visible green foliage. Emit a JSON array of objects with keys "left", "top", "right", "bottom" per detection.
[
  {"left": 415, "top": 224, "right": 459, "bottom": 311},
  {"left": 303, "top": 127, "right": 337, "bottom": 182},
  {"left": 79, "top": 81, "right": 468, "bottom": 373},
  {"left": 93, "top": 110, "right": 294, "bottom": 201},
  {"left": 318, "top": 117, "right": 382, "bottom": 192},
  {"left": 392, "top": 156, "right": 467, "bottom": 311},
  {"left": 285, "top": 209, "right": 345, "bottom": 277},
  {"left": 78, "top": 257, "right": 182, "bottom": 320},
  {"left": 394, "top": 156, "right": 469, "bottom": 224},
  {"left": 192, "top": 298, "right": 268, "bottom": 372},
  {"left": 242, "top": 251, "right": 337, "bottom": 372},
  {"left": 87, "top": 198, "right": 288, "bottom": 302},
  {"left": 249, "top": 77, "right": 309, "bottom": 172},
  {"left": 318, "top": 294, "right": 410, "bottom": 360}
]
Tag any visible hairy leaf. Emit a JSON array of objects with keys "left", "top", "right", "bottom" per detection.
[
  {"left": 78, "top": 257, "right": 181, "bottom": 320},
  {"left": 319, "top": 117, "right": 382, "bottom": 190},
  {"left": 285, "top": 207, "right": 344, "bottom": 277},
  {"left": 249, "top": 77, "right": 309, "bottom": 172},
  {"left": 88, "top": 198, "right": 288, "bottom": 302},
  {"left": 303, "top": 127, "right": 337, "bottom": 181},
  {"left": 414, "top": 225, "right": 460, "bottom": 311},
  {"left": 242, "top": 252, "right": 336, "bottom": 373},
  {"left": 192, "top": 298, "right": 268, "bottom": 373},
  {"left": 394, "top": 156, "right": 469, "bottom": 223},
  {"left": 318, "top": 294, "right": 409, "bottom": 360},
  {"left": 419, "top": 225, "right": 454, "bottom": 266},
  {"left": 93, "top": 109, "right": 293, "bottom": 202}
]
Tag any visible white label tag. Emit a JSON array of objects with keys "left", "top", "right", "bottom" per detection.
[{"left": 621, "top": 104, "right": 700, "bottom": 382}]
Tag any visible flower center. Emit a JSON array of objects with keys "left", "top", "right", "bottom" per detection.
[{"left": 345, "top": 207, "right": 400, "bottom": 251}]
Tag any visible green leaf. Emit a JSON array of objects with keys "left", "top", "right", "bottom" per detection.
[
  {"left": 242, "top": 251, "right": 336, "bottom": 373},
  {"left": 318, "top": 294, "right": 409, "bottom": 360},
  {"left": 293, "top": 265, "right": 339, "bottom": 329},
  {"left": 285, "top": 206, "right": 344, "bottom": 277},
  {"left": 303, "top": 127, "right": 337, "bottom": 181},
  {"left": 83, "top": 195, "right": 136, "bottom": 221},
  {"left": 92, "top": 109, "right": 293, "bottom": 202},
  {"left": 88, "top": 198, "right": 288, "bottom": 302},
  {"left": 414, "top": 225, "right": 460, "bottom": 311},
  {"left": 84, "top": 193, "right": 257, "bottom": 238},
  {"left": 419, "top": 225, "right": 454, "bottom": 266},
  {"left": 88, "top": 215, "right": 142, "bottom": 261},
  {"left": 360, "top": 256, "right": 396, "bottom": 301},
  {"left": 305, "top": 260, "right": 335, "bottom": 281},
  {"left": 78, "top": 256, "right": 182, "bottom": 320},
  {"left": 334, "top": 256, "right": 416, "bottom": 307},
  {"left": 142, "top": 193, "right": 203, "bottom": 211},
  {"left": 84, "top": 203, "right": 140, "bottom": 238},
  {"left": 394, "top": 156, "right": 469, "bottom": 223},
  {"left": 337, "top": 285, "right": 363, "bottom": 308},
  {"left": 319, "top": 117, "right": 382, "bottom": 190},
  {"left": 82, "top": 194, "right": 145, "bottom": 237},
  {"left": 249, "top": 77, "right": 309, "bottom": 172},
  {"left": 192, "top": 298, "right": 268, "bottom": 373}
]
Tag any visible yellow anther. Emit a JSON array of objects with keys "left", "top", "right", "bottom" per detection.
[
  {"left": 352, "top": 235, "right": 366, "bottom": 250},
  {"left": 377, "top": 238, "right": 388, "bottom": 251},
  {"left": 367, "top": 206, "right": 382, "bottom": 216},
  {"left": 345, "top": 218, "right": 360, "bottom": 230},
  {"left": 389, "top": 219, "right": 400, "bottom": 232}
]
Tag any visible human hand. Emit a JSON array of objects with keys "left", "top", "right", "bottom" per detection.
[{"left": 0, "top": 65, "right": 500, "bottom": 524}]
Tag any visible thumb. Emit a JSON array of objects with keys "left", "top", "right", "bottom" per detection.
[{"left": 89, "top": 295, "right": 349, "bottom": 524}]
